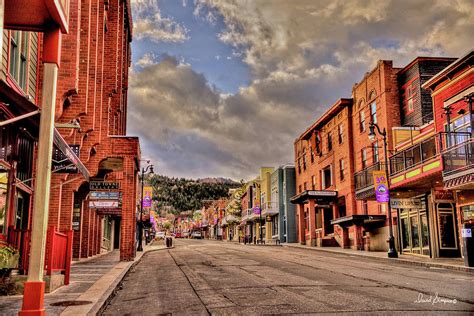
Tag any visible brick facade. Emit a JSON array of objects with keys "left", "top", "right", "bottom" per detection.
[{"left": 47, "top": 0, "right": 140, "bottom": 262}]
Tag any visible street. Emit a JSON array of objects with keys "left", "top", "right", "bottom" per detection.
[{"left": 102, "top": 239, "right": 474, "bottom": 315}]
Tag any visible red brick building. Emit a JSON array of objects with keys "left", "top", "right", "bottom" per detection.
[
  {"left": 48, "top": 0, "right": 140, "bottom": 262},
  {"left": 1, "top": 0, "right": 140, "bottom": 292},
  {"left": 292, "top": 98, "right": 354, "bottom": 247}
]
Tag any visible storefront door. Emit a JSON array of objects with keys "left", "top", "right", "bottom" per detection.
[
  {"left": 436, "top": 203, "right": 460, "bottom": 257},
  {"left": 400, "top": 208, "right": 430, "bottom": 256}
]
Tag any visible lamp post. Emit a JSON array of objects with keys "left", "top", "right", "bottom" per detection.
[
  {"left": 368, "top": 122, "right": 398, "bottom": 258},
  {"left": 137, "top": 162, "right": 154, "bottom": 251}
]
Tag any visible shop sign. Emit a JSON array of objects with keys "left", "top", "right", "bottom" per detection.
[
  {"left": 142, "top": 186, "right": 153, "bottom": 208},
  {"left": 90, "top": 191, "right": 120, "bottom": 200},
  {"left": 252, "top": 207, "right": 261, "bottom": 215},
  {"left": 266, "top": 215, "right": 272, "bottom": 222},
  {"left": 434, "top": 189, "right": 454, "bottom": 202},
  {"left": 89, "top": 200, "right": 119, "bottom": 209},
  {"left": 373, "top": 170, "right": 390, "bottom": 203},
  {"left": 97, "top": 209, "right": 122, "bottom": 216},
  {"left": 307, "top": 190, "right": 337, "bottom": 197},
  {"left": 390, "top": 198, "right": 421, "bottom": 209},
  {"left": 52, "top": 145, "right": 80, "bottom": 173},
  {"left": 90, "top": 181, "right": 120, "bottom": 190}
]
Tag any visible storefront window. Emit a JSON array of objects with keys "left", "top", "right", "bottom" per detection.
[
  {"left": 401, "top": 217, "right": 409, "bottom": 250},
  {"left": 272, "top": 215, "right": 279, "bottom": 236},
  {"left": 410, "top": 215, "right": 420, "bottom": 249},
  {"left": 0, "top": 171, "right": 9, "bottom": 235}
]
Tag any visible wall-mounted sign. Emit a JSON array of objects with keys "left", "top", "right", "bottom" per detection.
[
  {"left": 434, "top": 189, "right": 454, "bottom": 202},
  {"left": 307, "top": 190, "right": 337, "bottom": 197},
  {"left": 390, "top": 198, "right": 421, "bottom": 209},
  {"left": 52, "top": 145, "right": 80, "bottom": 173},
  {"left": 373, "top": 170, "right": 390, "bottom": 203},
  {"left": 90, "top": 191, "right": 120, "bottom": 200},
  {"left": 89, "top": 200, "right": 119, "bottom": 209},
  {"left": 142, "top": 186, "right": 153, "bottom": 208},
  {"left": 253, "top": 207, "right": 261, "bottom": 215},
  {"left": 90, "top": 181, "right": 120, "bottom": 190}
]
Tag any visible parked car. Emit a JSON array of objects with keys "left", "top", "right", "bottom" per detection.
[
  {"left": 156, "top": 231, "right": 166, "bottom": 240},
  {"left": 191, "top": 231, "right": 202, "bottom": 239}
]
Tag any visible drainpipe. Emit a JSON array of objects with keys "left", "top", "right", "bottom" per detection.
[{"left": 20, "top": 27, "right": 62, "bottom": 316}]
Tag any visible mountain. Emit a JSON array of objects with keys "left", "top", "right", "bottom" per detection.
[
  {"left": 148, "top": 175, "right": 240, "bottom": 215},
  {"left": 197, "top": 177, "right": 240, "bottom": 185}
]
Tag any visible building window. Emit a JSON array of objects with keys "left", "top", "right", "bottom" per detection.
[
  {"left": 339, "top": 159, "right": 345, "bottom": 181},
  {"left": 311, "top": 175, "right": 316, "bottom": 190},
  {"left": 272, "top": 215, "right": 279, "bottom": 236},
  {"left": 361, "top": 148, "right": 367, "bottom": 169},
  {"left": 362, "top": 200, "right": 368, "bottom": 214},
  {"left": 322, "top": 165, "right": 332, "bottom": 189},
  {"left": 303, "top": 182, "right": 307, "bottom": 191},
  {"left": 19, "top": 33, "right": 29, "bottom": 90},
  {"left": 359, "top": 110, "right": 366, "bottom": 132},
  {"left": 302, "top": 151, "right": 307, "bottom": 170},
  {"left": 370, "top": 101, "right": 377, "bottom": 124},
  {"left": 327, "top": 132, "right": 332, "bottom": 151},
  {"left": 338, "top": 124, "right": 344, "bottom": 144},
  {"left": 310, "top": 146, "right": 314, "bottom": 163},
  {"left": 299, "top": 185, "right": 302, "bottom": 193},
  {"left": 373, "top": 142, "right": 379, "bottom": 163},
  {"left": 304, "top": 210, "right": 309, "bottom": 231},
  {"left": 9, "top": 31, "right": 20, "bottom": 80}
]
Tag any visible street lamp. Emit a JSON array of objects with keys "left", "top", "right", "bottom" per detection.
[
  {"left": 368, "top": 122, "right": 398, "bottom": 258},
  {"left": 137, "top": 162, "right": 154, "bottom": 251}
]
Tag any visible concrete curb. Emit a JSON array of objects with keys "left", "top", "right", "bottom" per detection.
[
  {"left": 282, "top": 244, "right": 474, "bottom": 273},
  {"left": 60, "top": 245, "right": 172, "bottom": 316}
]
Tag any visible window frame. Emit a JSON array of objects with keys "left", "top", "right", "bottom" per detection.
[
  {"left": 359, "top": 110, "right": 366, "bottom": 133},
  {"left": 339, "top": 159, "right": 345, "bottom": 181},
  {"left": 361, "top": 148, "right": 367, "bottom": 169}
]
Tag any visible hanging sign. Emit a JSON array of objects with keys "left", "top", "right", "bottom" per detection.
[
  {"left": 266, "top": 215, "right": 272, "bottom": 222},
  {"left": 253, "top": 207, "right": 261, "bottom": 215},
  {"left": 142, "top": 186, "right": 153, "bottom": 208},
  {"left": 90, "top": 181, "right": 120, "bottom": 190},
  {"left": 89, "top": 200, "right": 119, "bottom": 209},
  {"left": 90, "top": 191, "right": 120, "bottom": 200},
  {"left": 373, "top": 170, "right": 390, "bottom": 203}
]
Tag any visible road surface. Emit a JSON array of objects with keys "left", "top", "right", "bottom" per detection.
[{"left": 102, "top": 239, "right": 474, "bottom": 315}]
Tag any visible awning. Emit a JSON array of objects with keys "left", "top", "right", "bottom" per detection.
[
  {"left": 331, "top": 214, "right": 386, "bottom": 228},
  {"left": 290, "top": 190, "right": 337, "bottom": 204},
  {"left": 0, "top": 80, "right": 90, "bottom": 181}
]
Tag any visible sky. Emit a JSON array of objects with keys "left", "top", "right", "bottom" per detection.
[{"left": 127, "top": 0, "right": 474, "bottom": 181}]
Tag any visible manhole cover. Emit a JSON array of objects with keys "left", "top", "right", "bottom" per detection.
[{"left": 50, "top": 300, "right": 93, "bottom": 307}]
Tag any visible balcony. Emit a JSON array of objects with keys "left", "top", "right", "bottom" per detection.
[
  {"left": 261, "top": 202, "right": 279, "bottom": 216},
  {"left": 354, "top": 162, "right": 385, "bottom": 200},
  {"left": 389, "top": 132, "right": 470, "bottom": 189},
  {"left": 442, "top": 138, "right": 474, "bottom": 189}
]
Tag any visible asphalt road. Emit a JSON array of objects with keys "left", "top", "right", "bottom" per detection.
[{"left": 102, "top": 239, "right": 474, "bottom": 315}]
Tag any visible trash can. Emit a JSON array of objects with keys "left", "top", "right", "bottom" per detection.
[
  {"left": 462, "top": 223, "right": 473, "bottom": 267},
  {"left": 165, "top": 236, "right": 172, "bottom": 248}
]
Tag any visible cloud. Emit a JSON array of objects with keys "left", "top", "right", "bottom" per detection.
[
  {"left": 134, "top": 53, "right": 158, "bottom": 68},
  {"left": 132, "top": 0, "right": 189, "bottom": 43},
  {"left": 128, "top": 0, "right": 474, "bottom": 179}
]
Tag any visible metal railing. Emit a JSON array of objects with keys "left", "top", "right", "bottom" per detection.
[
  {"left": 442, "top": 138, "right": 474, "bottom": 176},
  {"left": 389, "top": 132, "right": 471, "bottom": 176},
  {"left": 354, "top": 162, "right": 385, "bottom": 191}
]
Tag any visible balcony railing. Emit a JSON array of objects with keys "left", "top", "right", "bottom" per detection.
[
  {"left": 442, "top": 138, "right": 474, "bottom": 176},
  {"left": 354, "top": 162, "right": 385, "bottom": 192},
  {"left": 389, "top": 132, "right": 471, "bottom": 176}
]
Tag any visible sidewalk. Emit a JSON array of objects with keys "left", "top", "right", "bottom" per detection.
[
  {"left": 283, "top": 243, "right": 474, "bottom": 273},
  {"left": 0, "top": 242, "right": 168, "bottom": 315}
]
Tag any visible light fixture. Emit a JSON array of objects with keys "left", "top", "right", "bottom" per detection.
[{"left": 368, "top": 124, "right": 376, "bottom": 141}]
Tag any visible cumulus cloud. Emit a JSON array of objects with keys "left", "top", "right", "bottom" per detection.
[
  {"left": 132, "top": 0, "right": 189, "bottom": 42},
  {"left": 129, "top": 0, "right": 474, "bottom": 179}
]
